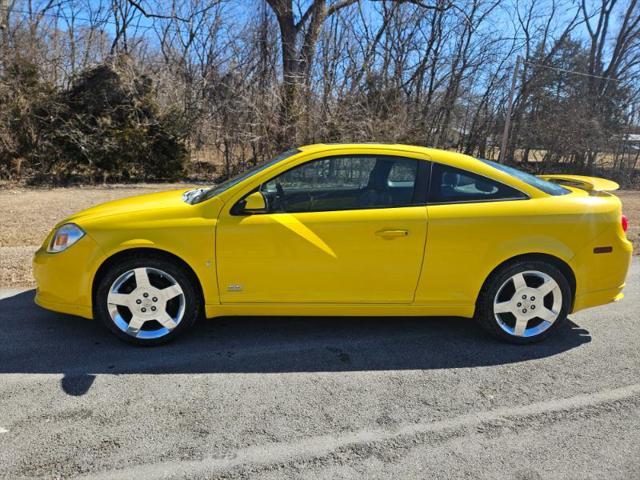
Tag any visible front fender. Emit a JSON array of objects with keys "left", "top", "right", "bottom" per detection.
[{"left": 80, "top": 201, "right": 221, "bottom": 310}]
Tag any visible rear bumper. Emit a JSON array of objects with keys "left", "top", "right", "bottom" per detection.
[
  {"left": 570, "top": 233, "right": 633, "bottom": 313},
  {"left": 572, "top": 285, "right": 625, "bottom": 313}
]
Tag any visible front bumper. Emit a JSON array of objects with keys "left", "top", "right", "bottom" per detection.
[{"left": 33, "top": 234, "right": 105, "bottom": 319}]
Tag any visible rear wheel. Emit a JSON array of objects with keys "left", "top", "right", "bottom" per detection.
[
  {"left": 476, "top": 260, "right": 572, "bottom": 344},
  {"left": 94, "top": 255, "right": 201, "bottom": 345}
]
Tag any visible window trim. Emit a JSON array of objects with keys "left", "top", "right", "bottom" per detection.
[
  {"left": 231, "top": 154, "right": 430, "bottom": 216},
  {"left": 425, "top": 161, "right": 530, "bottom": 205}
]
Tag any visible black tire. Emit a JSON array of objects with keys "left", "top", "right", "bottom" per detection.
[
  {"left": 94, "top": 254, "right": 202, "bottom": 346},
  {"left": 475, "top": 259, "right": 572, "bottom": 344}
]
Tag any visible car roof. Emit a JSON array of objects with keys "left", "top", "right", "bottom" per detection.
[
  {"left": 298, "top": 143, "right": 481, "bottom": 169},
  {"left": 299, "top": 142, "right": 437, "bottom": 155}
]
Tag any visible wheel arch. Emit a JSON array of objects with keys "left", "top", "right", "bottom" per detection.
[
  {"left": 477, "top": 253, "right": 577, "bottom": 310},
  {"left": 91, "top": 247, "right": 205, "bottom": 310}
]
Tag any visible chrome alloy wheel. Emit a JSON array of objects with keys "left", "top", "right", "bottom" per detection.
[
  {"left": 107, "top": 267, "right": 185, "bottom": 339},
  {"left": 493, "top": 270, "right": 562, "bottom": 338}
]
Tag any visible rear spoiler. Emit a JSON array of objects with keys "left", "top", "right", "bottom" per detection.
[{"left": 537, "top": 174, "right": 620, "bottom": 192}]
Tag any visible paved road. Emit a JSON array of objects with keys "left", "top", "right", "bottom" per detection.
[{"left": 1, "top": 260, "right": 639, "bottom": 479}]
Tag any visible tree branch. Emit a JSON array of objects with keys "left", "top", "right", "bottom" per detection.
[{"left": 125, "top": 0, "right": 189, "bottom": 22}]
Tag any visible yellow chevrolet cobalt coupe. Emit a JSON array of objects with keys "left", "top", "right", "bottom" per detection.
[{"left": 33, "top": 144, "right": 632, "bottom": 345}]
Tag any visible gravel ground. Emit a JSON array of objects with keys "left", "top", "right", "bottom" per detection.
[{"left": 0, "top": 259, "right": 638, "bottom": 479}]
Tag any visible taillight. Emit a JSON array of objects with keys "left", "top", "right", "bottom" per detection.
[{"left": 621, "top": 214, "right": 628, "bottom": 233}]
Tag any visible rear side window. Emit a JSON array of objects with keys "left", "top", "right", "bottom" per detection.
[
  {"left": 428, "top": 163, "right": 527, "bottom": 204},
  {"left": 480, "top": 159, "right": 570, "bottom": 196}
]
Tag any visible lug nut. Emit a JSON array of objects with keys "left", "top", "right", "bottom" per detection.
[
  {"left": 531, "top": 305, "right": 536, "bottom": 310},
  {"left": 522, "top": 309, "right": 527, "bottom": 313},
  {"left": 152, "top": 297, "right": 157, "bottom": 302},
  {"left": 517, "top": 302, "right": 522, "bottom": 307},
  {"left": 522, "top": 295, "right": 527, "bottom": 299},
  {"left": 531, "top": 296, "right": 535, "bottom": 301},
  {"left": 151, "top": 306, "right": 156, "bottom": 311},
  {"left": 136, "top": 299, "right": 142, "bottom": 304},
  {"left": 143, "top": 293, "right": 149, "bottom": 298},
  {"left": 141, "top": 307, "right": 147, "bottom": 312}
]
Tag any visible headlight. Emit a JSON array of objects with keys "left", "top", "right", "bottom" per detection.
[{"left": 47, "top": 223, "right": 85, "bottom": 253}]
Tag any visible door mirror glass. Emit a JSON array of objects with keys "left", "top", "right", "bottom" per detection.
[{"left": 242, "top": 191, "right": 267, "bottom": 213}]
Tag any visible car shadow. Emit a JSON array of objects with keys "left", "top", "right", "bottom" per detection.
[{"left": 1, "top": 290, "right": 591, "bottom": 393}]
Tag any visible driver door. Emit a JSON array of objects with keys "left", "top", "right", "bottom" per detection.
[{"left": 216, "top": 154, "right": 428, "bottom": 304}]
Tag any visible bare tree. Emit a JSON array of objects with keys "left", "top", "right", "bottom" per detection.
[{"left": 0, "top": 0, "right": 639, "bottom": 185}]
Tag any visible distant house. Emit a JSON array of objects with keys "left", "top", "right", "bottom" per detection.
[{"left": 621, "top": 133, "right": 640, "bottom": 151}]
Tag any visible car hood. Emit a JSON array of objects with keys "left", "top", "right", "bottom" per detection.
[{"left": 62, "top": 188, "right": 192, "bottom": 226}]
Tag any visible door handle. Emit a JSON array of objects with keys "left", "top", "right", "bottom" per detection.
[{"left": 375, "top": 229, "right": 409, "bottom": 238}]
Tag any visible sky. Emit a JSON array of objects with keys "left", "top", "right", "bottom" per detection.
[{"left": 4, "top": 0, "right": 630, "bottom": 71}]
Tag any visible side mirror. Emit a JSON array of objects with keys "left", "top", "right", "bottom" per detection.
[{"left": 242, "top": 191, "right": 268, "bottom": 214}]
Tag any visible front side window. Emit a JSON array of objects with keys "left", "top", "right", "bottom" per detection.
[
  {"left": 259, "top": 155, "right": 420, "bottom": 213},
  {"left": 428, "top": 163, "right": 527, "bottom": 204}
]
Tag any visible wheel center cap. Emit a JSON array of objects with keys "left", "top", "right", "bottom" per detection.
[{"left": 516, "top": 288, "right": 539, "bottom": 312}]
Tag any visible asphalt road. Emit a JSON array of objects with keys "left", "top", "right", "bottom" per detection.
[{"left": 0, "top": 260, "right": 639, "bottom": 479}]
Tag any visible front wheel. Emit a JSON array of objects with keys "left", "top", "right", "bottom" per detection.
[
  {"left": 476, "top": 260, "right": 572, "bottom": 344},
  {"left": 94, "top": 255, "right": 201, "bottom": 345}
]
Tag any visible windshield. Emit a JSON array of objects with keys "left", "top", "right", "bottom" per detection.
[
  {"left": 480, "top": 159, "right": 570, "bottom": 196},
  {"left": 192, "top": 149, "right": 301, "bottom": 204}
]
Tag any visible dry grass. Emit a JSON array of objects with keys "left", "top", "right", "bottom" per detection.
[
  {"left": 1, "top": 185, "right": 638, "bottom": 288},
  {"left": 0, "top": 183, "right": 196, "bottom": 287}
]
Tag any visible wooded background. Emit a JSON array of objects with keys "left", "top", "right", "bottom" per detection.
[{"left": 0, "top": 0, "right": 639, "bottom": 186}]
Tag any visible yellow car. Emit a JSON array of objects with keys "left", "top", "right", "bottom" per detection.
[{"left": 33, "top": 144, "right": 632, "bottom": 345}]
